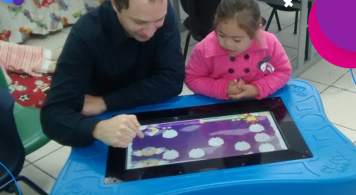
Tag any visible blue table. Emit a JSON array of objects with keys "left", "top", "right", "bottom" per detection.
[{"left": 50, "top": 79, "right": 356, "bottom": 195}]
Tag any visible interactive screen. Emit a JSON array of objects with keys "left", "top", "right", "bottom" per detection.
[
  {"left": 126, "top": 111, "right": 287, "bottom": 170},
  {"left": 105, "top": 97, "right": 312, "bottom": 184}
]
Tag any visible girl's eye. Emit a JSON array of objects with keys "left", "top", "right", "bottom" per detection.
[
  {"left": 234, "top": 40, "right": 241, "bottom": 43},
  {"left": 219, "top": 34, "right": 225, "bottom": 38}
]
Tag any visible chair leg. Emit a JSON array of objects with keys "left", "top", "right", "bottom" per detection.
[
  {"left": 274, "top": 9, "right": 282, "bottom": 31},
  {"left": 17, "top": 175, "right": 48, "bottom": 195},
  {"left": 265, "top": 8, "right": 275, "bottom": 31},
  {"left": 184, "top": 31, "right": 191, "bottom": 62},
  {"left": 294, "top": 11, "right": 299, "bottom": 34}
]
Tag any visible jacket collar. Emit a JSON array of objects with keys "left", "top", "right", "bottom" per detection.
[{"left": 205, "top": 30, "right": 269, "bottom": 58}]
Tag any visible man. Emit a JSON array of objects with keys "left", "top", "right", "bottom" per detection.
[{"left": 41, "top": 0, "right": 185, "bottom": 148}]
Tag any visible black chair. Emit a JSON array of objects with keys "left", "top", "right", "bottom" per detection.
[
  {"left": 265, "top": 0, "right": 312, "bottom": 34},
  {"left": 0, "top": 88, "right": 48, "bottom": 195},
  {"left": 180, "top": 0, "right": 222, "bottom": 60},
  {"left": 265, "top": 0, "right": 300, "bottom": 34}
]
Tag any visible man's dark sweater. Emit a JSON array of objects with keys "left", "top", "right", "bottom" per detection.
[{"left": 40, "top": 1, "right": 185, "bottom": 147}]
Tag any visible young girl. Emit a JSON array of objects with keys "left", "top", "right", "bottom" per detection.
[
  {"left": 185, "top": 0, "right": 291, "bottom": 100},
  {"left": 0, "top": 41, "right": 60, "bottom": 84}
]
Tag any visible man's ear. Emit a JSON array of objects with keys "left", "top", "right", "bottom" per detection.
[{"left": 111, "top": 0, "right": 119, "bottom": 13}]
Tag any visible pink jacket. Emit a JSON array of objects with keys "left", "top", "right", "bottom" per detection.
[{"left": 185, "top": 30, "right": 292, "bottom": 100}]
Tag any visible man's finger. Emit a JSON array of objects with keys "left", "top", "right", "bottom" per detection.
[
  {"left": 125, "top": 118, "right": 139, "bottom": 132},
  {"left": 133, "top": 127, "right": 144, "bottom": 139},
  {"left": 123, "top": 119, "right": 144, "bottom": 139},
  {"left": 124, "top": 128, "right": 136, "bottom": 139},
  {"left": 125, "top": 116, "right": 144, "bottom": 139},
  {"left": 127, "top": 115, "right": 140, "bottom": 127},
  {"left": 119, "top": 134, "right": 134, "bottom": 144},
  {"left": 128, "top": 115, "right": 144, "bottom": 138}
]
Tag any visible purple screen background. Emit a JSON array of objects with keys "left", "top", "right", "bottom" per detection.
[{"left": 127, "top": 112, "right": 287, "bottom": 169}]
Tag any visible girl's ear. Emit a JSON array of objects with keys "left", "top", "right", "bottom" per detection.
[{"left": 260, "top": 17, "right": 267, "bottom": 28}]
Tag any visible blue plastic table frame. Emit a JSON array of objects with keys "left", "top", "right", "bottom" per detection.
[{"left": 50, "top": 79, "right": 356, "bottom": 195}]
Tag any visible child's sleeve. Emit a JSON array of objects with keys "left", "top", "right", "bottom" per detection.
[
  {"left": 185, "top": 45, "right": 230, "bottom": 100},
  {"left": 250, "top": 34, "right": 292, "bottom": 99}
]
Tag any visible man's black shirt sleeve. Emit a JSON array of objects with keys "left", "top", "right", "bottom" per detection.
[{"left": 40, "top": 2, "right": 185, "bottom": 147}]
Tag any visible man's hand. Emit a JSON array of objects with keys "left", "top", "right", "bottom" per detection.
[
  {"left": 82, "top": 95, "right": 107, "bottom": 116},
  {"left": 228, "top": 85, "right": 259, "bottom": 99},
  {"left": 227, "top": 79, "right": 245, "bottom": 95},
  {"left": 93, "top": 115, "right": 144, "bottom": 148}
]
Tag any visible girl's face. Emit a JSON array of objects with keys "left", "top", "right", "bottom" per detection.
[{"left": 216, "top": 19, "right": 254, "bottom": 56}]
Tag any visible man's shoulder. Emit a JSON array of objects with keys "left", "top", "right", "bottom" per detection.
[
  {"left": 71, "top": 2, "right": 109, "bottom": 41},
  {"left": 153, "top": 1, "right": 178, "bottom": 37}
]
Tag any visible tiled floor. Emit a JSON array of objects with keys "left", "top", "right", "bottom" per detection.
[{"left": 2, "top": 2, "right": 356, "bottom": 195}]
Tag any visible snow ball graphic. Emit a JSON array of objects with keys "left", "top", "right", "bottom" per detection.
[
  {"left": 163, "top": 129, "right": 178, "bottom": 139},
  {"left": 259, "top": 143, "right": 275, "bottom": 152},
  {"left": 163, "top": 150, "right": 179, "bottom": 160},
  {"left": 208, "top": 137, "right": 224, "bottom": 147},
  {"left": 255, "top": 133, "right": 270, "bottom": 142},
  {"left": 249, "top": 124, "right": 265, "bottom": 133},
  {"left": 234, "top": 141, "right": 251, "bottom": 151},
  {"left": 189, "top": 148, "right": 205, "bottom": 158}
]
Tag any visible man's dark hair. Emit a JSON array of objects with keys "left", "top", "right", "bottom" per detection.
[{"left": 114, "top": 0, "right": 163, "bottom": 12}]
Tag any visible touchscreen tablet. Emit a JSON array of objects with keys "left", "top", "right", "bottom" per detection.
[{"left": 105, "top": 97, "right": 312, "bottom": 184}]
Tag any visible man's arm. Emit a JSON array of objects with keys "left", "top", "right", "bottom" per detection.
[
  {"left": 40, "top": 28, "right": 100, "bottom": 147},
  {"left": 103, "top": 3, "right": 185, "bottom": 111}
]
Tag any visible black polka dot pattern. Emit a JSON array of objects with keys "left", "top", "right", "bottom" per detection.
[
  {"left": 244, "top": 54, "right": 250, "bottom": 60},
  {"left": 228, "top": 68, "right": 234, "bottom": 73}
]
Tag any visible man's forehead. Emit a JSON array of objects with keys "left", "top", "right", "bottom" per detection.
[
  {"left": 125, "top": 0, "right": 167, "bottom": 19},
  {"left": 128, "top": 0, "right": 164, "bottom": 7}
]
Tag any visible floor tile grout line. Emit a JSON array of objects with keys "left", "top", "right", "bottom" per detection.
[
  {"left": 330, "top": 70, "right": 351, "bottom": 86},
  {"left": 298, "top": 77, "right": 329, "bottom": 86},
  {"left": 298, "top": 76, "right": 356, "bottom": 94},
  {"left": 320, "top": 85, "right": 331, "bottom": 94},
  {"left": 332, "top": 123, "right": 356, "bottom": 132},
  {"left": 274, "top": 22, "right": 299, "bottom": 35},
  {"left": 31, "top": 163, "right": 57, "bottom": 180},
  {"left": 318, "top": 84, "right": 356, "bottom": 96},
  {"left": 26, "top": 145, "right": 64, "bottom": 164}
]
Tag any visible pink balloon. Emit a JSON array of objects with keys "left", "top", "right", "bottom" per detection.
[{"left": 308, "top": 0, "right": 356, "bottom": 69}]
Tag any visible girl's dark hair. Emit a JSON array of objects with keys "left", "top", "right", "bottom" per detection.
[{"left": 214, "top": 0, "right": 262, "bottom": 39}]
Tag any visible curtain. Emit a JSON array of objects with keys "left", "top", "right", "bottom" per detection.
[{"left": 0, "top": 0, "right": 103, "bottom": 43}]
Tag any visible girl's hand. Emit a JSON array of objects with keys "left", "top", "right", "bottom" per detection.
[
  {"left": 228, "top": 85, "right": 259, "bottom": 99},
  {"left": 227, "top": 79, "right": 245, "bottom": 95}
]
